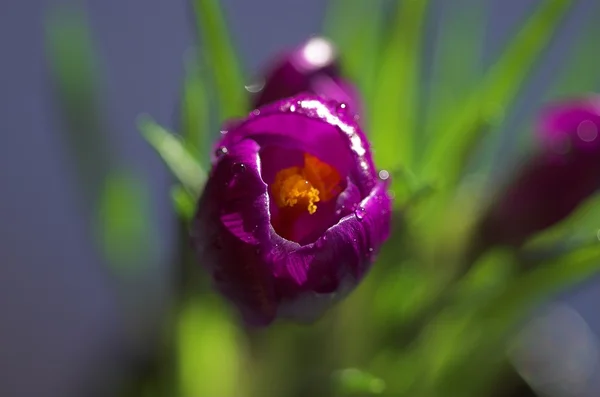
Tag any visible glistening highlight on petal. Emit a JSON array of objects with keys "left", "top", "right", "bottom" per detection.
[{"left": 250, "top": 36, "right": 362, "bottom": 117}]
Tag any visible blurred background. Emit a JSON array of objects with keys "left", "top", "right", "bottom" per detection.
[{"left": 1, "top": 0, "right": 599, "bottom": 396}]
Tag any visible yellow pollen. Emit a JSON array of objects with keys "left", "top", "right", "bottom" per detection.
[{"left": 271, "top": 153, "right": 341, "bottom": 215}]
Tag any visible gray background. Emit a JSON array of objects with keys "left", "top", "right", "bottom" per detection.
[{"left": 1, "top": 0, "right": 599, "bottom": 396}]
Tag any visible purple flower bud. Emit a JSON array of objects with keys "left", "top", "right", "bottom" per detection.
[
  {"left": 251, "top": 37, "right": 362, "bottom": 117},
  {"left": 191, "top": 95, "right": 392, "bottom": 327},
  {"left": 479, "top": 96, "right": 600, "bottom": 247}
]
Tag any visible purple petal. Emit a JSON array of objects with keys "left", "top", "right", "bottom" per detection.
[
  {"left": 192, "top": 139, "right": 278, "bottom": 326},
  {"left": 537, "top": 95, "right": 600, "bottom": 155},
  {"left": 478, "top": 96, "right": 600, "bottom": 248},
  {"left": 251, "top": 37, "right": 362, "bottom": 117},
  {"left": 219, "top": 95, "right": 376, "bottom": 195},
  {"left": 193, "top": 95, "right": 392, "bottom": 326}
]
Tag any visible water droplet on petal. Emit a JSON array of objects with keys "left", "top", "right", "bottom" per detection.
[
  {"left": 303, "top": 37, "right": 335, "bottom": 67},
  {"left": 252, "top": 109, "right": 260, "bottom": 116},
  {"left": 577, "top": 120, "right": 598, "bottom": 142},
  {"left": 289, "top": 104, "right": 296, "bottom": 112},
  {"left": 232, "top": 162, "right": 246, "bottom": 175},
  {"left": 368, "top": 247, "right": 374, "bottom": 253},
  {"left": 354, "top": 206, "right": 366, "bottom": 221},
  {"left": 378, "top": 170, "right": 390, "bottom": 180},
  {"left": 215, "top": 146, "right": 228, "bottom": 157},
  {"left": 220, "top": 130, "right": 228, "bottom": 135},
  {"left": 336, "top": 102, "right": 347, "bottom": 115}
]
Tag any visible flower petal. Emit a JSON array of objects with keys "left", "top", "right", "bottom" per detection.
[
  {"left": 194, "top": 95, "right": 392, "bottom": 327},
  {"left": 478, "top": 96, "right": 600, "bottom": 248},
  {"left": 271, "top": 179, "right": 392, "bottom": 321},
  {"left": 252, "top": 37, "right": 361, "bottom": 115},
  {"left": 537, "top": 96, "right": 600, "bottom": 155},
  {"left": 192, "top": 138, "right": 278, "bottom": 326},
  {"left": 218, "top": 95, "right": 376, "bottom": 195}
]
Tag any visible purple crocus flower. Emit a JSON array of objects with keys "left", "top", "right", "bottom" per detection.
[
  {"left": 251, "top": 37, "right": 362, "bottom": 116},
  {"left": 191, "top": 94, "right": 392, "bottom": 327},
  {"left": 478, "top": 96, "right": 600, "bottom": 248}
]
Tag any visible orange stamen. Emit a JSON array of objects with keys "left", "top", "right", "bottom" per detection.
[{"left": 271, "top": 153, "right": 342, "bottom": 215}]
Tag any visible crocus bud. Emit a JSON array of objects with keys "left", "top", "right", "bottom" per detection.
[
  {"left": 191, "top": 95, "right": 392, "bottom": 327},
  {"left": 251, "top": 37, "right": 361, "bottom": 116},
  {"left": 478, "top": 96, "right": 600, "bottom": 247}
]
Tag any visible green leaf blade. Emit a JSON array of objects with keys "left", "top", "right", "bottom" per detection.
[
  {"left": 369, "top": 0, "right": 430, "bottom": 172},
  {"left": 138, "top": 116, "right": 206, "bottom": 195},
  {"left": 323, "top": 0, "right": 385, "bottom": 112},
  {"left": 193, "top": 0, "right": 247, "bottom": 120},
  {"left": 422, "top": 0, "right": 574, "bottom": 188},
  {"left": 181, "top": 56, "right": 210, "bottom": 164}
]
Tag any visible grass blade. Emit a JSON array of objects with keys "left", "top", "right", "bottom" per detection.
[
  {"left": 323, "top": 0, "right": 385, "bottom": 113},
  {"left": 45, "top": 7, "right": 111, "bottom": 204},
  {"left": 177, "top": 297, "right": 247, "bottom": 397},
  {"left": 138, "top": 116, "right": 206, "bottom": 195},
  {"left": 420, "top": 0, "right": 485, "bottom": 163},
  {"left": 416, "top": 241, "right": 600, "bottom": 396},
  {"left": 369, "top": 0, "right": 430, "bottom": 172},
  {"left": 96, "top": 171, "right": 158, "bottom": 273},
  {"left": 192, "top": 0, "right": 246, "bottom": 120},
  {"left": 181, "top": 54, "right": 210, "bottom": 166},
  {"left": 546, "top": 2, "right": 600, "bottom": 97},
  {"left": 171, "top": 184, "right": 197, "bottom": 221},
  {"left": 422, "top": 0, "right": 574, "bottom": 188},
  {"left": 498, "top": 1, "right": 600, "bottom": 166}
]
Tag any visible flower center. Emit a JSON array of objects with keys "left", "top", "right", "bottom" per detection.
[{"left": 271, "top": 153, "right": 341, "bottom": 215}]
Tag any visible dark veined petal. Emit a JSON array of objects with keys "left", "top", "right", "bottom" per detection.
[
  {"left": 251, "top": 37, "right": 362, "bottom": 116},
  {"left": 192, "top": 138, "right": 278, "bottom": 326},
  {"left": 477, "top": 96, "right": 600, "bottom": 248},
  {"left": 193, "top": 94, "right": 392, "bottom": 326}
]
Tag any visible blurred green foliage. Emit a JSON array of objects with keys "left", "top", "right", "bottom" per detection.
[
  {"left": 46, "top": 6, "right": 158, "bottom": 275},
  {"left": 46, "top": 1, "right": 600, "bottom": 397}
]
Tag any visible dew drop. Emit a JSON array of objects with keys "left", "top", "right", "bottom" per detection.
[
  {"left": 336, "top": 102, "right": 347, "bottom": 115},
  {"left": 378, "top": 170, "right": 390, "bottom": 180},
  {"left": 245, "top": 80, "right": 265, "bottom": 93},
  {"left": 252, "top": 109, "right": 260, "bottom": 116},
  {"left": 232, "top": 162, "right": 246, "bottom": 175},
  {"left": 354, "top": 206, "right": 366, "bottom": 221},
  {"left": 215, "top": 146, "right": 228, "bottom": 157},
  {"left": 289, "top": 104, "right": 296, "bottom": 112},
  {"left": 220, "top": 130, "right": 228, "bottom": 135},
  {"left": 368, "top": 247, "right": 374, "bottom": 253},
  {"left": 303, "top": 37, "right": 335, "bottom": 67}
]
